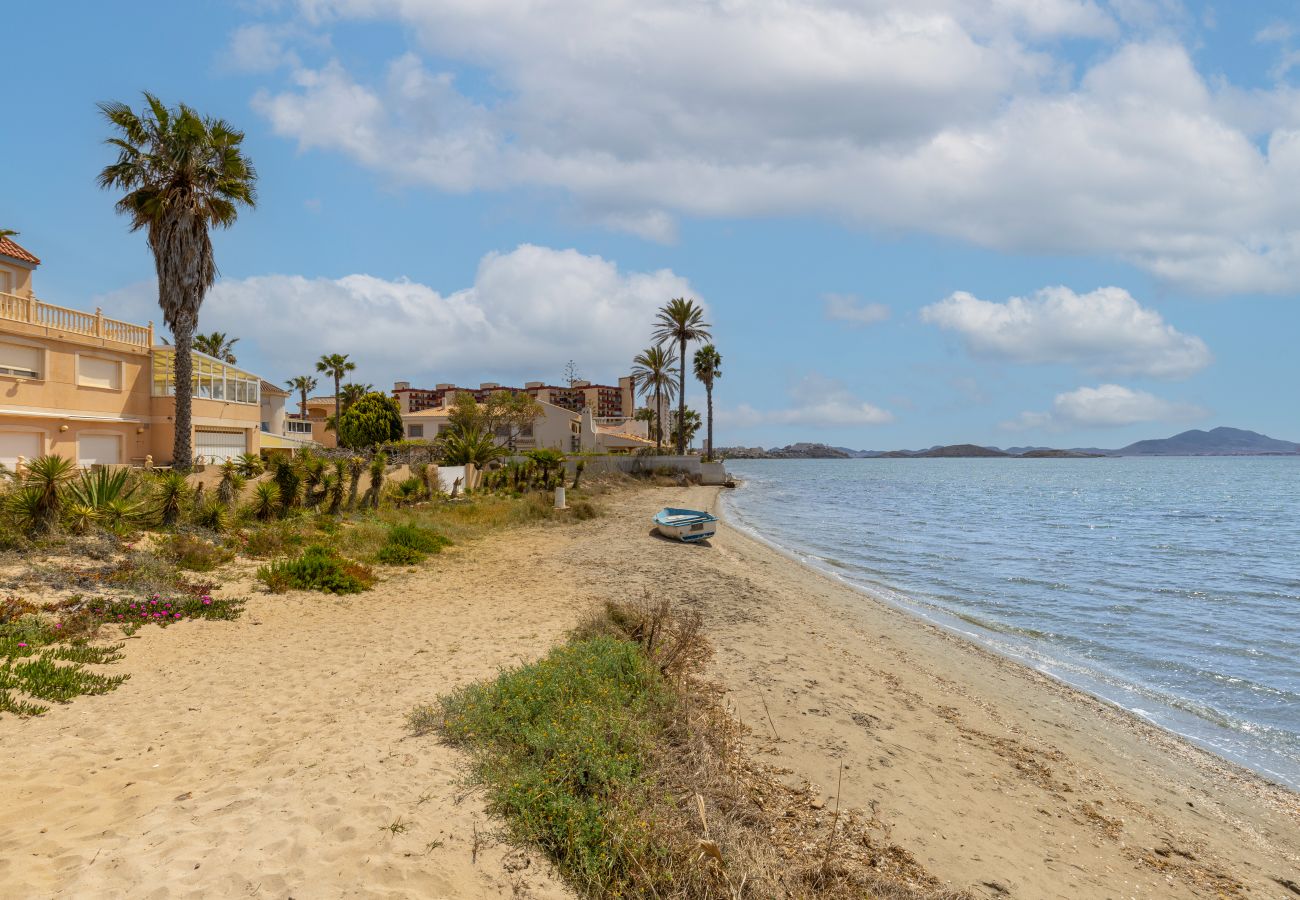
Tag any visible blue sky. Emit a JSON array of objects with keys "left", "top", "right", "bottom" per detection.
[{"left": 4, "top": 0, "right": 1299, "bottom": 449}]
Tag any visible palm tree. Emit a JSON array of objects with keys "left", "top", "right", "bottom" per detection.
[
  {"left": 631, "top": 344, "right": 678, "bottom": 451},
  {"left": 193, "top": 331, "right": 239, "bottom": 363},
  {"left": 316, "top": 353, "right": 355, "bottom": 427},
  {"left": 286, "top": 374, "right": 317, "bottom": 418},
  {"left": 339, "top": 382, "right": 373, "bottom": 413},
  {"left": 98, "top": 93, "right": 257, "bottom": 469},
  {"left": 652, "top": 297, "right": 711, "bottom": 454},
  {"left": 0, "top": 228, "right": 18, "bottom": 241},
  {"left": 693, "top": 344, "right": 722, "bottom": 461}
]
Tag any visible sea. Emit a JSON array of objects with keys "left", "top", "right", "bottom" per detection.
[{"left": 720, "top": 457, "right": 1300, "bottom": 791}]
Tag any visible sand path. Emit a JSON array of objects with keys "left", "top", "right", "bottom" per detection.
[{"left": 2, "top": 484, "right": 1298, "bottom": 899}]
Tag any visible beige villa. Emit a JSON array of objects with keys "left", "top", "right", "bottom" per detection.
[{"left": 0, "top": 236, "right": 267, "bottom": 468}]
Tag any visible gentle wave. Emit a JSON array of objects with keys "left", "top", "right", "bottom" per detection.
[{"left": 722, "top": 457, "right": 1300, "bottom": 791}]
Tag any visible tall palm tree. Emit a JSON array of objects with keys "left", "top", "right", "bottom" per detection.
[
  {"left": 286, "top": 374, "right": 317, "bottom": 418},
  {"left": 194, "top": 331, "right": 239, "bottom": 363},
  {"left": 0, "top": 228, "right": 18, "bottom": 241},
  {"left": 652, "top": 297, "right": 711, "bottom": 454},
  {"left": 339, "top": 382, "right": 374, "bottom": 413},
  {"left": 316, "top": 353, "right": 355, "bottom": 426},
  {"left": 693, "top": 344, "right": 722, "bottom": 461},
  {"left": 98, "top": 93, "right": 257, "bottom": 469},
  {"left": 631, "top": 344, "right": 678, "bottom": 450}
]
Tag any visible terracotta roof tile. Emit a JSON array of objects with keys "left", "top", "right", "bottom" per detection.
[{"left": 0, "top": 236, "right": 40, "bottom": 266}]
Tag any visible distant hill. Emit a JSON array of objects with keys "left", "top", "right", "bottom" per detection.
[
  {"left": 723, "top": 427, "right": 1298, "bottom": 461},
  {"left": 1112, "top": 427, "right": 1299, "bottom": 456}
]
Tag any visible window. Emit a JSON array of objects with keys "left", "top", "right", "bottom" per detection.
[
  {"left": 408, "top": 424, "right": 424, "bottom": 438},
  {"left": 0, "top": 270, "right": 12, "bottom": 295},
  {"left": 0, "top": 341, "right": 40, "bottom": 379},
  {"left": 77, "top": 355, "right": 123, "bottom": 390},
  {"left": 151, "top": 349, "right": 260, "bottom": 405}
]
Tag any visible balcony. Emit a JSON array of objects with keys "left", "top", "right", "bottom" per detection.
[{"left": 0, "top": 292, "right": 153, "bottom": 350}]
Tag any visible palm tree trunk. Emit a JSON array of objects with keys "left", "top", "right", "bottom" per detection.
[
  {"left": 333, "top": 372, "right": 341, "bottom": 422},
  {"left": 173, "top": 323, "right": 194, "bottom": 469},
  {"left": 654, "top": 385, "right": 662, "bottom": 450},
  {"left": 677, "top": 337, "right": 687, "bottom": 454},
  {"left": 706, "top": 383, "right": 714, "bottom": 462},
  {"left": 300, "top": 388, "right": 308, "bottom": 418}
]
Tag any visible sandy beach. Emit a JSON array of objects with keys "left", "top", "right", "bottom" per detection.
[{"left": 1, "top": 483, "right": 1297, "bottom": 899}]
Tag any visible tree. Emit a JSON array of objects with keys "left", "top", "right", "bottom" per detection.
[
  {"left": 0, "top": 228, "right": 18, "bottom": 242},
  {"left": 669, "top": 408, "right": 702, "bottom": 450},
  {"left": 339, "top": 382, "right": 373, "bottom": 413},
  {"left": 526, "top": 448, "right": 566, "bottom": 488},
  {"left": 653, "top": 298, "right": 711, "bottom": 455},
  {"left": 335, "top": 392, "right": 403, "bottom": 448},
  {"left": 316, "top": 353, "right": 356, "bottom": 431},
  {"left": 286, "top": 374, "right": 317, "bottom": 418},
  {"left": 631, "top": 344, "right": 678, "bottom": 451},
  {"left": 439, "top": 426, "right": 507, "bottom": 467},
  {"left": 446, "top": 391, "right": 483, "bottom": 435},
  {"left": 194, "top": 331, "right": 239, "bottom": 363},
  {"left": 98, "top": 94, "right": 257, "bottom": 468},
  {"left": 482, "top": 390, "right": 544, "bottom": 451},
  {"left": 693, "top": 344, "right": 722, "bottom": 461},
  {"left": 563, "top": 359, "right": 582, "bottom": 387}
]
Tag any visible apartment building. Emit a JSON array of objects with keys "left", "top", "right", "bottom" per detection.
[
  {"left": 402, "top": 396, "right": 582, "bottom": 452},
  {"left": 393, "top": 376, "right": 637, "bottom": 419},
  {"left": 0, "top": 236, "right": 265, "bottom": 467}
]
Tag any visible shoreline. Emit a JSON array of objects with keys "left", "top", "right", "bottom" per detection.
[
  {"left": 717, "top": 483, "right": 1300, "bottom": 794},
  {"left": 0, "top": 482, "right": 1296, "bottom": 898}
]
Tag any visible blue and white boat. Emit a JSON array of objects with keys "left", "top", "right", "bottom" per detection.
[{"left": 653, "top": 507, "right": 718, "bottom": 543}]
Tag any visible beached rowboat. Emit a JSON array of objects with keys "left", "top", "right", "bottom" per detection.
[{"left": 654, "top": 507, "right": 718, "bottom": 543}]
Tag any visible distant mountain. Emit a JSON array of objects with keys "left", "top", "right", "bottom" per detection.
[
  {"left": 724, "top": 427, "right": 1298, "bottom": 461},
  {"left": 1111, "top": 427, "right": 1300, "bottom": 456}
]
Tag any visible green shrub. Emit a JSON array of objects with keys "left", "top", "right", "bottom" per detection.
[
  {"left": 376, "top": 543, "right": 424, "bottom": 565},
  {"left": 434, "top": 637, "right": 670, "bottom": 892},
  {"left": 257, "top": 545, "right": 375, "bottom": 594},
  {"left": 161, "top": 532, "right": 234, "bottom": 572}
]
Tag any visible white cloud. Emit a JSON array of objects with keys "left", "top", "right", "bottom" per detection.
[
  {"left": 720, "top": 374, "right": 893, "bottom": 428},
  {"left": 823, "top": 294, "right": 890, "bottom": 327},
  {"left": 1003, "top": 383, "right": 1207, "bottom": 430},
  {"left": 920, "top": 285, "right": 1211, "bottom": 379},
  {"left": 223, "top": 23, "right": 311, "bottom": 73},
  {"left": 96, "top": 244, "right": 695, "bottom": 388},
  {"left": 241, "top": 4, "right": 1300, "bottom": 290}
]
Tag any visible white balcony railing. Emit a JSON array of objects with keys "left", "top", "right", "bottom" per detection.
[{"left": 0, "top": 291, "right": 153, "bottom": 349}]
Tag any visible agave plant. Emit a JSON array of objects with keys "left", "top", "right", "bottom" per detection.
[
  {"left": 18, "top": 455, "right": 78, "bottom": 534},
  {"left": 67, "top": 467, "right": 143, "bottom": 516},
  {"left": 325, "top": 474, "right": 344, "bottom": 515},
  {"left": 192, "top": 497, "right": 228, "bottom": 532},
  {"left": 64, "top": 502, "right": 101, "bottom": 535},
  {"left": 217, "top": 460, "right": 245, "bottom": 506},
  {"left": 152, "top": 471, "right": 191, "bottom": 527},
  {"left": 272, "top": 457, "right": 301, "bottom": 513},
  {"left": 365, "top": 452, "right": 388, "bottom": 510},
  {"left": 346, "top": 456, "right": 365, "bottom": 509},
  {"left": 249, "top": 480, "right": 281, "bottom": 522}
]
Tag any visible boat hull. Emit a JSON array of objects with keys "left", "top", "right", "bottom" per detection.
[{"left": 653, "top": 508, "right": 718, "bottom": 543}]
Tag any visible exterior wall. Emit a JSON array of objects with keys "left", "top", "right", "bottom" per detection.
[
  {"left": 402, "top": 399, "right": 581, "bottom": 452},
  {"left": 0, "top": 415, "right": 149, "bottom": 466},
  {"left": 0, "top": 258, "right": 36, "bottom": 297},
  {"left": 303, "top": 399, "right": 338, "bottom": 448},
  {"left": 148, "top": 395, "right": 262, "bottom": 463},
  {"left": 261, "top": 391, "right": 288, "bottom": 436}
]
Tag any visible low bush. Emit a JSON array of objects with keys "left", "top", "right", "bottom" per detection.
[
  {"left": 373, "top": 523, "right": 451, "bottom": 566},
  {"left": 257, "top": 545, "right": 375, "bottom": 594},
  {"left": 161, "top": 532, "right": 234, "bottom": 572},
  {"left": 375, "top": 542, "right": 424, "bottom": 565}
]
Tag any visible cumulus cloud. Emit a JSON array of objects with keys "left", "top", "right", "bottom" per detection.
[
  {"left": 239, "top": 3, "right": 1300, "bottom": 290},
  {"left": 823, "top": 294, "right": 890, "bottom": 327},
  {"left": 97, "top": 245, "right": 696, "bottom": 387},
  {"left": 720, "top": 374, "right": 893, "bottom": 429},
  {"left": 920, "top": 286, "right": 1212, "bottom": 379},
  {"left": 1003, "top": 383, "right": 1207, "bottom": 430}
]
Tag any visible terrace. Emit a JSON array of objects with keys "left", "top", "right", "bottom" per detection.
[{"left": 0, "top": 292, "right": 153, "bottom": 350}]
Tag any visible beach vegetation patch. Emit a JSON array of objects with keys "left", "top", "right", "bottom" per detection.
[
  {"left": 257, "top": 545, "right": 375, "bottom": 594},
  {"left": 417, "top": 597, "right": 964, "bottom": 899}
]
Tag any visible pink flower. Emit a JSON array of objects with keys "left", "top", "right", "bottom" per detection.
[
  {"left": 173, "top": 613, "right": 182, "bottom": 618},
  {"left": 202, "top": 598, "right": 212, "bottom": 605},
  {"left": 54, "top": 623, "right": 62, "bottom": 629},
  {"left": 117, "top": 615, "right": 124, "bottom": 620},
  {"left": 16, "top": 642, "right": 26, "bottom": 648}
]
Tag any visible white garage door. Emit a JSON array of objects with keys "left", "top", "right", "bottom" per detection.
[
  {"left": 195, "top": 430, "right": 247, "bottom": 464},
  {"left": 0, "top": 431, "right": 42, "bottom": 468},
  {"left": 79, "top": 434, "right": 123, "bottom": 467}
]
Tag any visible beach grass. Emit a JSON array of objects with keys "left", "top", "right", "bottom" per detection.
[{"left": 416, "top": 596, "right": 965, "bottom": 900}]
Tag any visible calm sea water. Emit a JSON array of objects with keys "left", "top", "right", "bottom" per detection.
[{"left": 721, "top": 457, "right": 1300, "bottom": 790}]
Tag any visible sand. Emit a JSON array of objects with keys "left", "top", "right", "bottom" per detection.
[{"left": 1, "top": 483, "right": 1297, "bottom": 899}]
